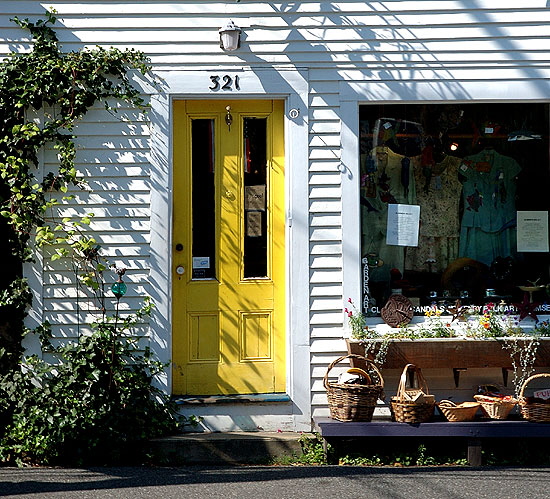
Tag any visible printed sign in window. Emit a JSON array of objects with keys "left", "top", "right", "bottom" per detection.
[
  {"left": 386, "top": 204, "right": 420, "bottom": 247},
  {"left": 517, "top": 211, "right": 549, "bottom": 252}
]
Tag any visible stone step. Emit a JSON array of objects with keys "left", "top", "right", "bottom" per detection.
[{"left": 148, "top": 432, "right": 304, "bottom": 465}]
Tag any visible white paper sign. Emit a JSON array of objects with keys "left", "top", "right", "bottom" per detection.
[
  {"left": 386, "top": 204, "right": 420, "bottom": 247},
  {"left": 517, "top": 211, "right": 549, "bottom": 252}
]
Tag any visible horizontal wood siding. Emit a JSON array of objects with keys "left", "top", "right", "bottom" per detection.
[
  {"left": 41, "top": 104, "right": 152, "bottom": 339},
  {"left": 1, "top": 2, "right": 548, "bottom": 413},
  {"left": 2, "top": 2, "right": 549, "bottom": 70}
]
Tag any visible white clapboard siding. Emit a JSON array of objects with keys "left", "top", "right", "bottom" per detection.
[{"left": 41, "top": 101, "right": 151, "bottom": 336}]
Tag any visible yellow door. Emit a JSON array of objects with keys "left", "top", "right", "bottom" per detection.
[{"left": 172, "top": 100, "right": 285, "bottom": 395}]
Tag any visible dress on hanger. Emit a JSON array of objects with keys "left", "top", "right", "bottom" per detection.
[
  {"left": 361, "top": 146, "right": 417, "bottom": 280},
  {"left": 405, "top": 154, "right": 462, "bottom": 273},
  {"left": 458, "top": 149, "right": 521, "bottom": 266}
]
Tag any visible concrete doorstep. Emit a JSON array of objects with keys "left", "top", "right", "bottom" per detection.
[{"left": 148, "top": 432, "right": 304, "bottom": 466}]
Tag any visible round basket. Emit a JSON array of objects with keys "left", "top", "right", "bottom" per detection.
[
  {"left": 437, "top": 400, "right": 480, "bottom": 422},
  {"left": 474, "top": 394, "right": 517, "bottom": 420},
  {"left": 390, "top": 364, "right": 435, "bottom": 424},
  {"left": 323, "top": 354, "right": 385, "bottom": 422},
  {"left": 518, "top": 373, "right": 550, "bottom": 423}
]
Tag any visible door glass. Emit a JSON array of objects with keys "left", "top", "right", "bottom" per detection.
[
  {"left": 191, "top": 119, "right": 216, "bottom": 279},
  {"left": 243, "top": 117, "right": 268, "bottom": 278}
]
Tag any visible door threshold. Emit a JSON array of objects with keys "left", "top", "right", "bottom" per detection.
[{"left": 173, "top": 393, "right": 291, "bottom": 405}]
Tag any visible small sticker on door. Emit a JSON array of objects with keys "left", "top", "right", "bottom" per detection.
[{"left": 193, "top": 257, "right": 210, "bottom": 269}]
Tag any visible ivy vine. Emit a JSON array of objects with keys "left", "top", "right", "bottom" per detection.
[
  {"left": 0, "top": 12, "right": 186, "bottom": 465},
  {"left": 0, "top": 10, "right": 148, "bottom": 371}
]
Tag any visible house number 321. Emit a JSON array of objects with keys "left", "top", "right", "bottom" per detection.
[{"left": 209, "top": 75, "right": 240, "bottom": 91}]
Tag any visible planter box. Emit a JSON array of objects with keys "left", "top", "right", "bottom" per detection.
[{"left": 346, "top": 338, "right": 550, "bottom": 370}]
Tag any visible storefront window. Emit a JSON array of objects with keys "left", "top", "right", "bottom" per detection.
[{"left": 359, "top": 103, "right": 550, "bottom": 316}]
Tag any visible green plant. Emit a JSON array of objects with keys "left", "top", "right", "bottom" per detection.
[
  {"left": 339, "top": 454, "right": 383, "bottom": 466},
  {"left": 345, "top": 298, "right": 373, "bottom": 340},
  {"left": 0, "top": 299, "right": 183, "bottom": 466},
  {"left": 0, "top": 12, "right": 186, "bottom": 467},
  {"left": 296, "top": 433, "right": 329, "bottom": 465},
  {"left": 464, "top": 302, "right": 522, "bottom": 339},
  {"left": 418, "top": 306, "right": 456, "bottom": 338},
  {"left": 0, "top": 9, "right": 150, "bottom": 369},
  {"left": 334, "top": 441, "right": 469, "bottom": 467},
  {"left": 534, "top": 319, "right": 550, "bottom": 336}
]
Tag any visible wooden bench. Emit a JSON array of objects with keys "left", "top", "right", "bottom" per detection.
[{"left": 314, "top": 417, "right": 550, "bottom": 466}]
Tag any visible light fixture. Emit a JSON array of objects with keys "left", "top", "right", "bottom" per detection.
[
  {"left": 449, "top": 142, "right": 459, "bottom": 151},
  {"left": 219, "top": 19, "right": 241, "bottom": 51}
]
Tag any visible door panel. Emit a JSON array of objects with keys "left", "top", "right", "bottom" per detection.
[{"left": 172, "top": 100, "right": 285, "bottom": 395}]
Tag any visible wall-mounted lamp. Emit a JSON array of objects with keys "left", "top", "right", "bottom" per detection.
[{"left": 219, "top": 19, "right": 241, "bottom": 51}]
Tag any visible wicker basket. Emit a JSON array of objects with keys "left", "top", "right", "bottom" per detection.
[
  {"left": 437, "top": 400, "right": 480, "bottom": 422},
  {"left": 519, "top": 373, "right": 550, "bottom": 423},
  {"left": 324, "top": 354, "right": 385, "bottom": 422},
  {"left": 474, "top": 394, "right": 517, "bottom": 420},
  {"left": 391, "top": 364, "right": 435, "bottom": 424}
]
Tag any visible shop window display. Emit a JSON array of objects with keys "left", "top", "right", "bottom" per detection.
[{"left": 359, "top": 103, "right": 550, "bottom": 316}]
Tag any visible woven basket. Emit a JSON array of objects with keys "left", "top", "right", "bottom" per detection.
[
  {"left": 391, "top": 364, "right": 435, "bottom": 424},
  {"left": 519, "top": 373, "right": 550, "bottom": 423},
  {"left": 324, "top": 354, "right": 385, "bottom": 422},
  {"left": 474, "top": 394, "right": 517, "bottom": 420},
  {"left": 437, "top": 400, "right": 480, "bottom": 422}
]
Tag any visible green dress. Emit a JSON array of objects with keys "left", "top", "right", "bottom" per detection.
[{"left": 458, "top": 149, "right": 521, "bottom": 266}]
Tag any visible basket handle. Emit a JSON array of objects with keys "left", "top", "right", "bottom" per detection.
[
  {"left": 323, "top": 354, "right": 384, "bottom": 390},
  {"left": 519, "top": 372, "right": 550, "bottom": 399},
  {"left": 438, "top": 400, "right": 457, "bottom": 407},
  {"left": 396, "top": 363, "right": 430, "bottom": 400}
]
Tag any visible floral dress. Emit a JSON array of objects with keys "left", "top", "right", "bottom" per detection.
[{"left": 405, "top": 155, "right": 462, "bottom": 273}]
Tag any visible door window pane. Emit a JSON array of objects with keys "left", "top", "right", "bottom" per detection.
[
  {"left": 191, "top": 119, "right": 216, "bottom": 279},
  {"left": 243, "top": 117, "right": 268, "bottom": 278}
]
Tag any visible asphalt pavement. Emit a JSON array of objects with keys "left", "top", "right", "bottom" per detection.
[{"left": 0, "top": 465, "right": 549, "bottom": 498}]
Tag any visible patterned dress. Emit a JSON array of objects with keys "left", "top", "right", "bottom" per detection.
[
  {"left": 405, "top": 155, "right": 462, "bottom": 273},
  {"left": 361, "top": 146, "right": 417, "bottom": 280},
  {"left": 458, "top": 149, "right": 521, "bottom": 266}
]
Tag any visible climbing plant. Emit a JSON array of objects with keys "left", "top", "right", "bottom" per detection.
[
  {"left": 0, "top": 11, "right": 184, "bottom": 465},
  {"left": 0, "top": 10, "right": 148, "bottom": 370}
]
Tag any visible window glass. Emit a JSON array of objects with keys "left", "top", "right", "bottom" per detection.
[
  {"left": 243, "top": 117, "right": 268, "bottom": 278},
  {"left": 359, "top": 103, "right": 550, "bottom": 316},
  {"left": 191, "top": 119, "right": 216, "bottom": 279}
]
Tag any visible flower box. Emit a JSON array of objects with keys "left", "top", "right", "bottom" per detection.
[{"left": 346, "top": 338, "right": 550, "bottom": 370}]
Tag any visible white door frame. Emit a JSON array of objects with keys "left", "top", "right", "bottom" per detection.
[{"left": 145, "top": 68, "right": 311, "bottom": 431}]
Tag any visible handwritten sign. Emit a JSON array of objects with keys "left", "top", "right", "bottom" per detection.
[
  {"left": 534, "top": 389, "right": 550, "bottom": 400},
  {"left": 245, "top": 185, "right": 266, "bottom": 211},
  {"left": 247, "top": 211, "right": 262, "bottom": 237}
]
